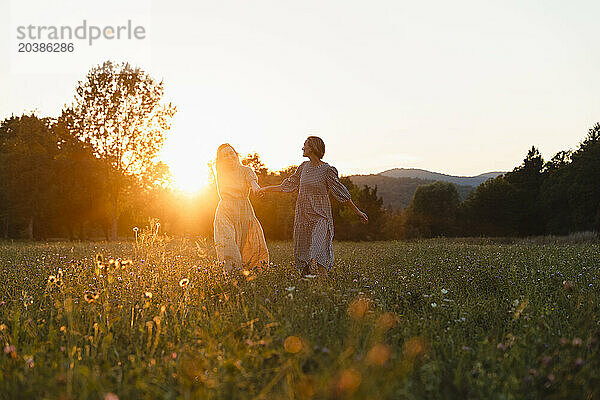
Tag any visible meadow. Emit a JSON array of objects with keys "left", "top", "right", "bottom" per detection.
[{"left": 0, "top": 228, "right": 599, "bottom": 399}]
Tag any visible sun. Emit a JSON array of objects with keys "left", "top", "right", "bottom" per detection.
[{"left": 159, "top": 139, "right": 213, "bottom": 194}]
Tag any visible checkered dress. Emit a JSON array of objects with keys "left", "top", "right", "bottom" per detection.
[{"left": 280, "top": 161, "right": 351, "bottom": 271}]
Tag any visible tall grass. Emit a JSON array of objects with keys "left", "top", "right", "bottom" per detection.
[{"left": 0, "top": 235, "right": 599, "bottom": 399}]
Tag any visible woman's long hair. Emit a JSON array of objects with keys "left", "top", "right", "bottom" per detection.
[{"left": 215, "top": 143, "right": 242, "bottom": 192}]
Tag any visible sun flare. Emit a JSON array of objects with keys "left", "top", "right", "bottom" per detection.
[{"left": 160, "top": 141, "right": 213, "bottom": 194}]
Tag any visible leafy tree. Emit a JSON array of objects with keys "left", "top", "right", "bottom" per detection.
[
  {"left": 0, "top": 114, "right": 57, "bottom": 239},
  {"left": 60, "top": 60, "right": 176, "bottom": 240},
  {"left": 460, "top": 176, "right": 519, "bottom": 236},
  {"left": 52, "top": 120, "right": 110, "bottom": 239},
  {"left": 504, "top": 146, "right": 545, "bottom": 235},
  {"left": 333, "top": 178, "right": 386, "bottom": 241},
  {"left": 542, "top": 123, "right": 600, "bottom": 233},
  {"left": 403, "top": 181, "right": 460, "bottom": 238}
]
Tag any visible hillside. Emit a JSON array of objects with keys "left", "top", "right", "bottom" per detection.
[
  {"left": 348, "top": 174, "right": 482, "bottom": 210},
  {"left": 380, "top": 168, "right": 504, "bottom": 187}
]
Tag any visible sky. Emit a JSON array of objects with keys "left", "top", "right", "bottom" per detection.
[{"left": 2, "top": 0, "right": 600, "bottom": 192}]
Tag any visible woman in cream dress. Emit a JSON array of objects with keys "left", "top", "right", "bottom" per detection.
[{"left": 213, "top": 144, "right": 269, "bottom": 271}]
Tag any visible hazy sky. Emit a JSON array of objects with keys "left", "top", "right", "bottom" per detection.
[{"left": 2, "top": 0, "right": 599, "bottom": 191}]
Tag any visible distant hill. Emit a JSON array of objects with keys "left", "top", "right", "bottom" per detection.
[
  {"left": 348, "top": 169, "right": 505, "bottom": 210},
  {"left": 380, "top": 168, "right": 505, "bottom": 187}
]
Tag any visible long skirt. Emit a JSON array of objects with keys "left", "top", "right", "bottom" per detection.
[{"left": 214, "top": 198, "right": 269, "bottom": 269}]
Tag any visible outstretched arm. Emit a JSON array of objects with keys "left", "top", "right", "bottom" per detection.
[
  {"left": 345, "top": 199, "right": 369, "bottom": 224},
  {"left": 261, "top": 184, "right": 284, "bottom": 193},
  {"left": 261, "top": 163, "right": 304, "bottom": 194},
  {"left": 327, "top": 165, "right": 368, "bottom": 224}
]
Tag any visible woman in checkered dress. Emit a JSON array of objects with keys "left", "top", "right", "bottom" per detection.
[{"left": 261, "top": 136, "right": 368, "bottom": 275}]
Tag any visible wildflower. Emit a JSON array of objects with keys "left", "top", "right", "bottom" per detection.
[
  {"left": 284, "top": 336, "right": 303, "bottom": 353},
  {"left": 104, "top": 393, "right": 119, "bottom": 400},
  {"left": 286, "top": 286, "right": 295, "bottom": 292},
  {"left": 572, "top": 337, "right": 583, "bottom": 346},
  {"left": 431, "top": 303, "right": 437, "bottom": 308},
  {"left": 24, "top": 355, "right": 34, "bottom": 368},
  {"left": 121, "top": 259, "right": 132, "bottom": 267},
  {"left": 0, "top": 324, "right": 6, "bottom": 331},
  {"left": 574, "top": 358, "right": 584, "bottom": 368},
  {"left": 84, "top": 292, "right": 99, "bottom": 303},
  {"left": 347, "top": 297, "right": 369, "bottom": 319},
  {"left": 4, "top": 345, "right": 16, "bottom": 358},
  {"left": 559, "top": 337, "right": 569, "bottom": 346},
  {"left": 335, "top": 368, "right": 362, "bottom": 396},
  {"left": 403, "top": 337, "right": 427, "bottom": 359},
  {"left": 305, "top": 274, "right": 317, "bottom": 279},
  {"left": 48, "top": 275, "right": 57, "bottom": 284},
  {"left": 441, "top": 288, "right": 448, "bottom": 295},
  {"left": 541, "top": 356, "right": 552, "bottom": 367},
  {"left": 376, "top": 313, "right": 397, "bottom": 331},
  {"left": 133, "top": 227, "right": 139, "bottom": 232},
  {"left": 84, "top": 294, "right": 95, "bottom": 303},
  {"left": 366, "top": 343, "right": 390, "bottom": 366},
  {"left": 144, "top": 292, "right": 152, "bottom": 299},
  {"left": 179, "top": 278, "right": 190, "bottom": 287},
  {"left": 95, "top": 254, "right": 104, "bottom": 263}
]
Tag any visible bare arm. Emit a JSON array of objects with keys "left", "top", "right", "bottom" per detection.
[
  {"left": 261, "top": 184, "right": 284, "bottom": 193},
  {"left": 343, "top": 199, "right": 369, "bottom": 224},
  {"left": 250, "top": 180, "right": 262, "bottom": 195}
]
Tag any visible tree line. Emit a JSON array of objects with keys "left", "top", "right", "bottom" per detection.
[{"left": 1, "top": 60, "right": 598, "bottom": 241}]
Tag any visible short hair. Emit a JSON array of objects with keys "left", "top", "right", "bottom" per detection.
[{"left": 306, "top": 136, "right": 325, "bottom": 159}]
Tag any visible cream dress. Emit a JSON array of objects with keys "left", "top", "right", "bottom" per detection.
[{"left": 214, "top": 165, "right": 269, "bottom": 269}]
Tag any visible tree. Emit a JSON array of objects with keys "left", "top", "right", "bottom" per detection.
[
  {"left": 0, "top": 114, "right": 57, "bottom": 239},
  {"left": 61, "top": 60, "right": 176, "bottom": 240},
  {"left": 51, "top": 120, "right": 110, "bottom": 239},
  {"left": 460, "top": 176, "right": 519, "bottom": 236},
  {"left": 541, "top": 123, "right": 600, "bottom": 233},
  {"left": 403, "top": 181, "right": 460, "bottom": 238},
  {"left": 504, "top": 146, "right": 545, "bottom": 235},
  {"left": 333, "top": 178, "right": 386, "bottom": 241}
]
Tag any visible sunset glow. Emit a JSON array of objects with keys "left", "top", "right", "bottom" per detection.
[{"left": 159, "top": 136, "right": 213, "bottom": 194}]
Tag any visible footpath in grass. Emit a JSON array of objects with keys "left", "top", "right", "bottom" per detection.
[{"left": 0, "top": 239, "right": 599, "bottom": 399}]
